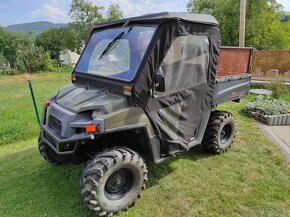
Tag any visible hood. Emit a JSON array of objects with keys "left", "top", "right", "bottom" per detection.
[{"left": 55, "top": 84, "right": 126, "bottom": 113}]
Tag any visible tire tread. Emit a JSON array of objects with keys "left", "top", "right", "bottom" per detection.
[
  {"left": 80, "top": 147, "right": 148, "bottom": 216},
  {"left": 202, "top": 110, "right": 236, "bottom": 154}
]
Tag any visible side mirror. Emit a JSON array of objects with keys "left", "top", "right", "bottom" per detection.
[{"left": 154, "top": 74, "right": 165, "bottom": 92}]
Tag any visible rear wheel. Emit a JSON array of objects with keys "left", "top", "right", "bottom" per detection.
[
  {"left": 202, "top": 110, "right": 236, "bottom": 153},
  {"left": 80, "top": 147, "right": 148, "bottom": 216},
  {"left": 38, "top": 134, "right": 66, "bottom": 165}
]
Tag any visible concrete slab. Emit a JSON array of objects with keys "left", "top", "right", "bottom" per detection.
[
  {"left": 249, "top": 89, "right": 272, "bottom": 95},
  {"left": 258, "top": 124, "right": 290, "bottom": 160}
]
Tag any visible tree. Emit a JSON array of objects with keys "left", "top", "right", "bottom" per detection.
[
  {"left": 69, "top": 0, "right": 104, "bottom": 42},
  {"left": 17, "top": 45, "right": 53, "bottom": 72},
  {"left": 0, "top": 27, "right": 6, "bottom": 69},
  {"left": 107, "top": 3, "right": 123, "bottom": 21},
  {"left": 0, "top": 26, "right": 4, "bottom": 54},
  {"left": 0, "top": 31, "right": 32, "bottom": 69},
  {"left": 280, "top": 12, "right": 290, "bottom": 22},
  {"left": 69, "top": 0, "right": 123, "bottom": 42},
  {"left": 0, "top": 28, "right": 8, "bottom": 70},
  {"left": 0, "top": 29, "right": 55, "bottom": 72},
  {"left": 35, "top": 27, "right": 80, "bottom": 63},
  {"left": 187, "top": 0, "right": 290, "bottom": 50}
]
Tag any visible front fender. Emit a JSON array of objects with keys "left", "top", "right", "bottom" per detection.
[{"left": 101, "top": 107, "right": 156, "bottom": 137}]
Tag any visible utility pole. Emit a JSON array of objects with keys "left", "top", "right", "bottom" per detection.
[{"left": 239, "top": 0, "right": 246, "bottom": 47}]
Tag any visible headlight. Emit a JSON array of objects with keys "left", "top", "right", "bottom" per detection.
[{"left": 91, "top": 109, "right": 104, "bottom": 119}]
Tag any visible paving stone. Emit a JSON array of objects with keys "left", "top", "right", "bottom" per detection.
[
  {"left": 249, "top": 89, "right": 272, "bottom": 95},
  {"left": 258, "top": 124, "right": 290, "bottom": 160}
]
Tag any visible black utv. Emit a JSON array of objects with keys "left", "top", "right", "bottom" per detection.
[{"left": 38, "top": 12, "right": 251, "bottom": 216}]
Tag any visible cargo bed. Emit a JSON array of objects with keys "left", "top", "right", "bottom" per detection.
[{"left": 212, "top": 47, "right": 253, "bottom": 105}]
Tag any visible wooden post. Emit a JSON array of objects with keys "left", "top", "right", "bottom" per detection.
[{"left": 239, "top": 0, "right": 246, "bottom": 47}]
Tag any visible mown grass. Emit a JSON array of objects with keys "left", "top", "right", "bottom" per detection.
[
  {"left": 0, "top": 74, "right": 289, "bottom": 217},
  {"left": 0, "top": 72, "right": 70, "bottom": 146}
]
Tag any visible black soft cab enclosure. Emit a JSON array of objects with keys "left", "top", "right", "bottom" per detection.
[
  {"left": 127, "top": 12, "right": 221, "bottom": 155},
  {"left": 73, "top": 12, "right": 222, "bottom": 155}
]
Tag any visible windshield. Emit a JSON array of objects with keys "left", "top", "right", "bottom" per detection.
[{"left": 75, "top": 25, "right": 156, "bottom": 82}]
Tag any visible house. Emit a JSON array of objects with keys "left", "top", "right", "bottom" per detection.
[{"left": 59, "top": 50, "right": 80, "bottom": 66}]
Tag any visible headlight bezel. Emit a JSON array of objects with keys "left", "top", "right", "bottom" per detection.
[{"left": 91, "top": 109, "right": 105, "bottom": 120}]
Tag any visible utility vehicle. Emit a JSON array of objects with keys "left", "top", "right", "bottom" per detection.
[{"left": 38, "top": 12, "right": 252, "bottom": 216}]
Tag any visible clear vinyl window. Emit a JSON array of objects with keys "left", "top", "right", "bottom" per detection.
[
  {"left": 75, "top": 26, "right": 156, "bottom": 81},
  {"left": 155, "top": 35, "right": 210, "bottom": 96},
  {"left": 88, "top": 39, "right": 130, "bottom": 75}
]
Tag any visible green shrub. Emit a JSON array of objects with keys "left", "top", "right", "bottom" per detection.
[
  {"left": 43, "top": 53, "right": 58, "bottom": 72},
  {"left": 265, "top": 78, "right": 287, "bottom": 99},
  {"left": 59, "top": 65, "right": 74, "bottom": 73},
  {"left": 17, "top": 45, "right": 47, "bottom": 72},
  {"left": 242, "top": 96, "right": 290, "bottom": 120}
]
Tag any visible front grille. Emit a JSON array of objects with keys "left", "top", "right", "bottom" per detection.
[{"left": 48, "top": 115, "right": 62, "bottom": 136}]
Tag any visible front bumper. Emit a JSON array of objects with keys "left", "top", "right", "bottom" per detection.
[
  {"left": 40, "top": 103, "right": 149, "bottom": 156},
  {"left": 40, "top": 105, "right": 96, "bottom": 155}
]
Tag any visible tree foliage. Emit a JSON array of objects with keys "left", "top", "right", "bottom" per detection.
[
  {"left": 0, "top": 27, "right": 56, "bottom": 73},
  {"left": 279, "top": 11, "right": 290, "bottom": 22},
  {"left": 0, "top": 0, "right": 124, "bottom": 74},
  {"left": 187, "top": 0, "right": 290, "bottom": 50},
  {"left": 35, "top": 27, "right": 80, "bottom": 62},
  {"left": 0, "top": 30, "right": 26, "bottom": 68},
  {"left": 17, "top": 45, "right": 54, "bottom": 72},
  {"left": 107, "top": 3, "right": 123, "bottom": 21},
  {"left": 69, "top": 0, "right": 104, "bottom": 42},
  {"left": 69, "top": 0, "right": 123, "bottom": 42}
]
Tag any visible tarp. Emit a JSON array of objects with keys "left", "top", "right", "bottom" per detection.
[{"left": 133, "top": 14, "right": 221, "bottom": 155}]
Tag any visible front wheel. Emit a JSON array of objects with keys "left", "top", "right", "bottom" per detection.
[
  {"left": 38, "top": 134, "right": 66, "bottom": 165},
  {"left": 202, "top": 110, "right": 236, "bottom": 153},
  {"left": 80, "top": 148, "right": 148, "bottom": 216}
]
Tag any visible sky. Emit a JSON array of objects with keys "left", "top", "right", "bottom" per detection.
[{"left": 0, "top": 0, "right": 289, "bottom": 27}]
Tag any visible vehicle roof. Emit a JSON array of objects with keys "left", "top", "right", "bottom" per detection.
[{"left": 94, "top": 12, "right": 219, "bottom": 30}]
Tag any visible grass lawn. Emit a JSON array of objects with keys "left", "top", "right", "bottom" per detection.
[
  {"left": 0, "top": 73, "right": 289, "bottom": 217},
  {"left": 0, "top": 72, "right": 70, "bottom": 146}
]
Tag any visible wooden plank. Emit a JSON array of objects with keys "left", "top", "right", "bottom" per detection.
[{"left": 217, "top": 47, "right": 252, "bottom": 77}]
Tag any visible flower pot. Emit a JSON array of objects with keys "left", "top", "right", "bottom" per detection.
[
  {"left": 266, "top": 115, "right": 274, "bottom": 126},
  {"left": 281, "top": 114, "right": 287, "bottom": 125},
  {"left": 277, "top": 115, "right": 282, "bottom": 125},
  {"left": 272, "top": 115, "right": 278, "bottom": 126}
]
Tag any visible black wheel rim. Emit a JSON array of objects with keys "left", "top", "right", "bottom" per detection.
[
  {"left": 220, "top": 124, "right": 232, "bottom": 144},
  {"left": 105, "top": 168, "right": 133, "bottom": 200}
]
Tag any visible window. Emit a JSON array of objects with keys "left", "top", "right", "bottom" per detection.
[
  {"left": 155, "top": 35, "right": 210, "bottom": 96},
  {"left": 75, "top": 26, "right": 156, "bottom": 82},
  {"left": 88, "top": 39, "right": 130, "bottom": 76}
]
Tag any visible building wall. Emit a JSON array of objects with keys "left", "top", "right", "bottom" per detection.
[{"left": 59, "top": 50, "right": 80, "bottom": 66}]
